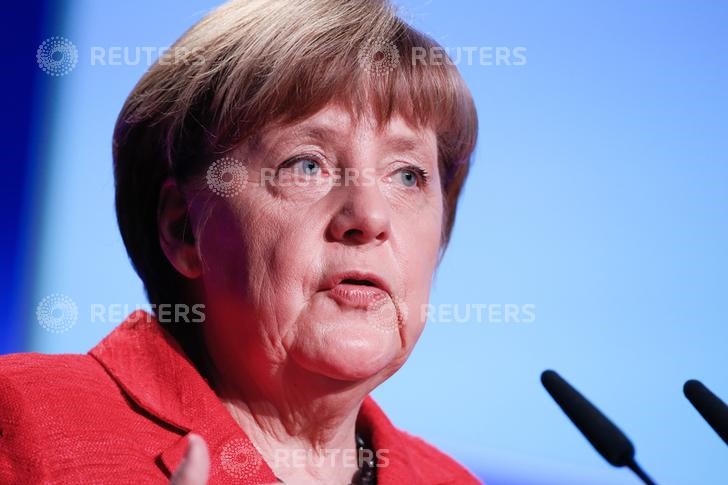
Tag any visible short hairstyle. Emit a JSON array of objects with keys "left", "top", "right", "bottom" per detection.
[{"left": 113, "top": 0, "right": 478, "bottom": 338}]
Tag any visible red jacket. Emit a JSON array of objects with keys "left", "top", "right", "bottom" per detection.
[{"left": 0, "top": 310, "right": 481, "bottom": 484}]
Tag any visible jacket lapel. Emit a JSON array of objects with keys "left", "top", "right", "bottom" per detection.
[{"left": 88, "top": 310, "right": 279, "bottom": 483}]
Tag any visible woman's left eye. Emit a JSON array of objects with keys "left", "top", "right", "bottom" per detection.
[{"left": 396, "top": 166, "right": 429, "bottom": 188}]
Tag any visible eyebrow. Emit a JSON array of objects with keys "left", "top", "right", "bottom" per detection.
[
  {"left": 259, "top": 122, "right": 432, "bottom": 163},
  {"left": 382, "top": 135, "right": 423, "bottom": 155},
  {"left": 263, "top": 125, "right": 345, "bottom": 151}
]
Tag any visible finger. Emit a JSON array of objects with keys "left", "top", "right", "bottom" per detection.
[{"left": 170, "top": 433, "right": 210, "bottom": 485}]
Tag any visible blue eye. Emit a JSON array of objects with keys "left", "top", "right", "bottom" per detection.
[
  {"left": 273, "top": 154, "right": 330, "bottom": 189},
  {"left": 295, "top": 157, "right": 320, "bottom": 176},
  {"left": 396, "top": 166, "right": 429, "bottom": 188},
  {"left": 278, "top": 156, "right": 322, "bottom": 178},
  {"left": 400, "top": 169, "right": 418, "bottom": 187}
]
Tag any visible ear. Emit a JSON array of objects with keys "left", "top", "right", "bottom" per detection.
[{"left": 158, "top": 178, "right": 202, "bottom": 279}]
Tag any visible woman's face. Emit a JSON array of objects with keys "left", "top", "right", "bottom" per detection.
[{"left": 191, "top": 103, "right": 443, "bottom": 386}]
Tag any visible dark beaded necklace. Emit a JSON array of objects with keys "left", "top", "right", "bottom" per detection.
[
  {"left": 350, "top": 431, "right": 377, "bottom": 485},
  {"left": 274, "top": 431, "right": 377, "bottom": 485}
]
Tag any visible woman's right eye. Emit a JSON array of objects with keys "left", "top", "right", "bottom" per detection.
[
  {"left": 292, "top": 157, "right": 321, "bottom": 176},
  {"left": 279, "top": 156, "right": 324, "bottom": 177},
  {"left": 271, "top": 155, "right": 332, "bottom": 193}
]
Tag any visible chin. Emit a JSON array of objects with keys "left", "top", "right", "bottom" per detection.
[{"left": 290, "top": 317, "right": 403, "bottom": 382}]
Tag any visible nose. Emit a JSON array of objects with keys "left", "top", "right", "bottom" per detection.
[{"left": 326, "top": 183, "right": 391, "bottom": 245}]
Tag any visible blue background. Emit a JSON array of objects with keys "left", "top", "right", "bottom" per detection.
[{"left": 4, "top": 1, "right": 727, "bottom": 483}]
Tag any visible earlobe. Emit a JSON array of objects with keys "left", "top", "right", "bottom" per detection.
[{"left": 158, "top": 178, "right": 202, "bottom": 279}]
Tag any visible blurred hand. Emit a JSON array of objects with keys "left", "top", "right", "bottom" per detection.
[{"left": 170, "top": 433, "right": 210, "bottom": 485}]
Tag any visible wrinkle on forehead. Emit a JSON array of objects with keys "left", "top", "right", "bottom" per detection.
[{"left": 242, "top": 104, "right": 436, "bottom": 162}]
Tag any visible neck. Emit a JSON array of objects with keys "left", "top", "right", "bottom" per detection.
[{"left": 211, "top": 364, "right": 371, "bottom": 484}]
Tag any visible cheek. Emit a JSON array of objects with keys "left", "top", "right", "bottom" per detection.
[
  {"left": 196, "top": 201, "right": 261, "bottom": 292},
  {"left": 196, "top": 197, "right": 322, "bottom": 313},
  {"left": 399, "top": 187, "right": 443, "bottom": 266},
  {"left": 393, "top": 194, "right": 443, "bottom": 339}
]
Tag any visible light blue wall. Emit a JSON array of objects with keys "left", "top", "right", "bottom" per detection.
[{"left": 31, "top": 1, "right": 728, "bottom": 483}]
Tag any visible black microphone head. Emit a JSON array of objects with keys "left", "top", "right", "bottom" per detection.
[
  {"left": 683, "top": 379, "right": 728, "bottom": 446},
  {"left": 541, "top": 370, "right": 635, "bottom": 467},
  {"left": 684, "top": 379, "right": 709, "bottom": 404}
]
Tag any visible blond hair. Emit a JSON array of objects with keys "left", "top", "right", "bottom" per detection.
[{"left": 113, "top": 0, "right": 478, "bottom": 325}]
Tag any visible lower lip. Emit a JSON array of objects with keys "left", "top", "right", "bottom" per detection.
[{"left": 325, "top": 283, "right": 388, "bottom": 309}]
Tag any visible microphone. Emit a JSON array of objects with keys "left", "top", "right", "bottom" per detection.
[
  {"left": 540, "top": 370, "right": 657, "bottom": 485},
  {"left": 683, "top": 379, "right": 728, "bottom": 446}
]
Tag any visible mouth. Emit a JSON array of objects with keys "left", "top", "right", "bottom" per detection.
[
  {"left": 320, "top": 271, "right": 391, "bottom": 310},
  {"left": 340, "top": 278, "right": 377, "bottom": 287},
  {"left": 323, "top": 271, "right": 391, "bottom": 293}
]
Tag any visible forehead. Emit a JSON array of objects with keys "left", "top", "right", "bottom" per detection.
[{"left": 257, "top": 103, "right": 437, "bottom": 152}]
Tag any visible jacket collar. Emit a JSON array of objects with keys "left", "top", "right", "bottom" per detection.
[
  {"left": 88, "top": 310, "right": 279, "bottom": 482},
  {"left": 89, "top": 310, "right": 458, "bottom": 483}
]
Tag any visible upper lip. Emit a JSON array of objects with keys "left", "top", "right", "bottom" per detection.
[{"left": 320, "top": 270, "right": 392, "bottom": 296}]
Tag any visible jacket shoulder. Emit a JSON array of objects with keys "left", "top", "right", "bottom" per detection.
[
  {"left": 395, "top": 428, "right": 482, "bottom": 484},
  {"left": 0, "top": 351, "right": 125, "bottom": 426},
  {"left": 0, "top": 352, "right": 118, "bottom": 484},
  {"left": 0, "top": 351, "right": 116, "bottom": 397}
]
